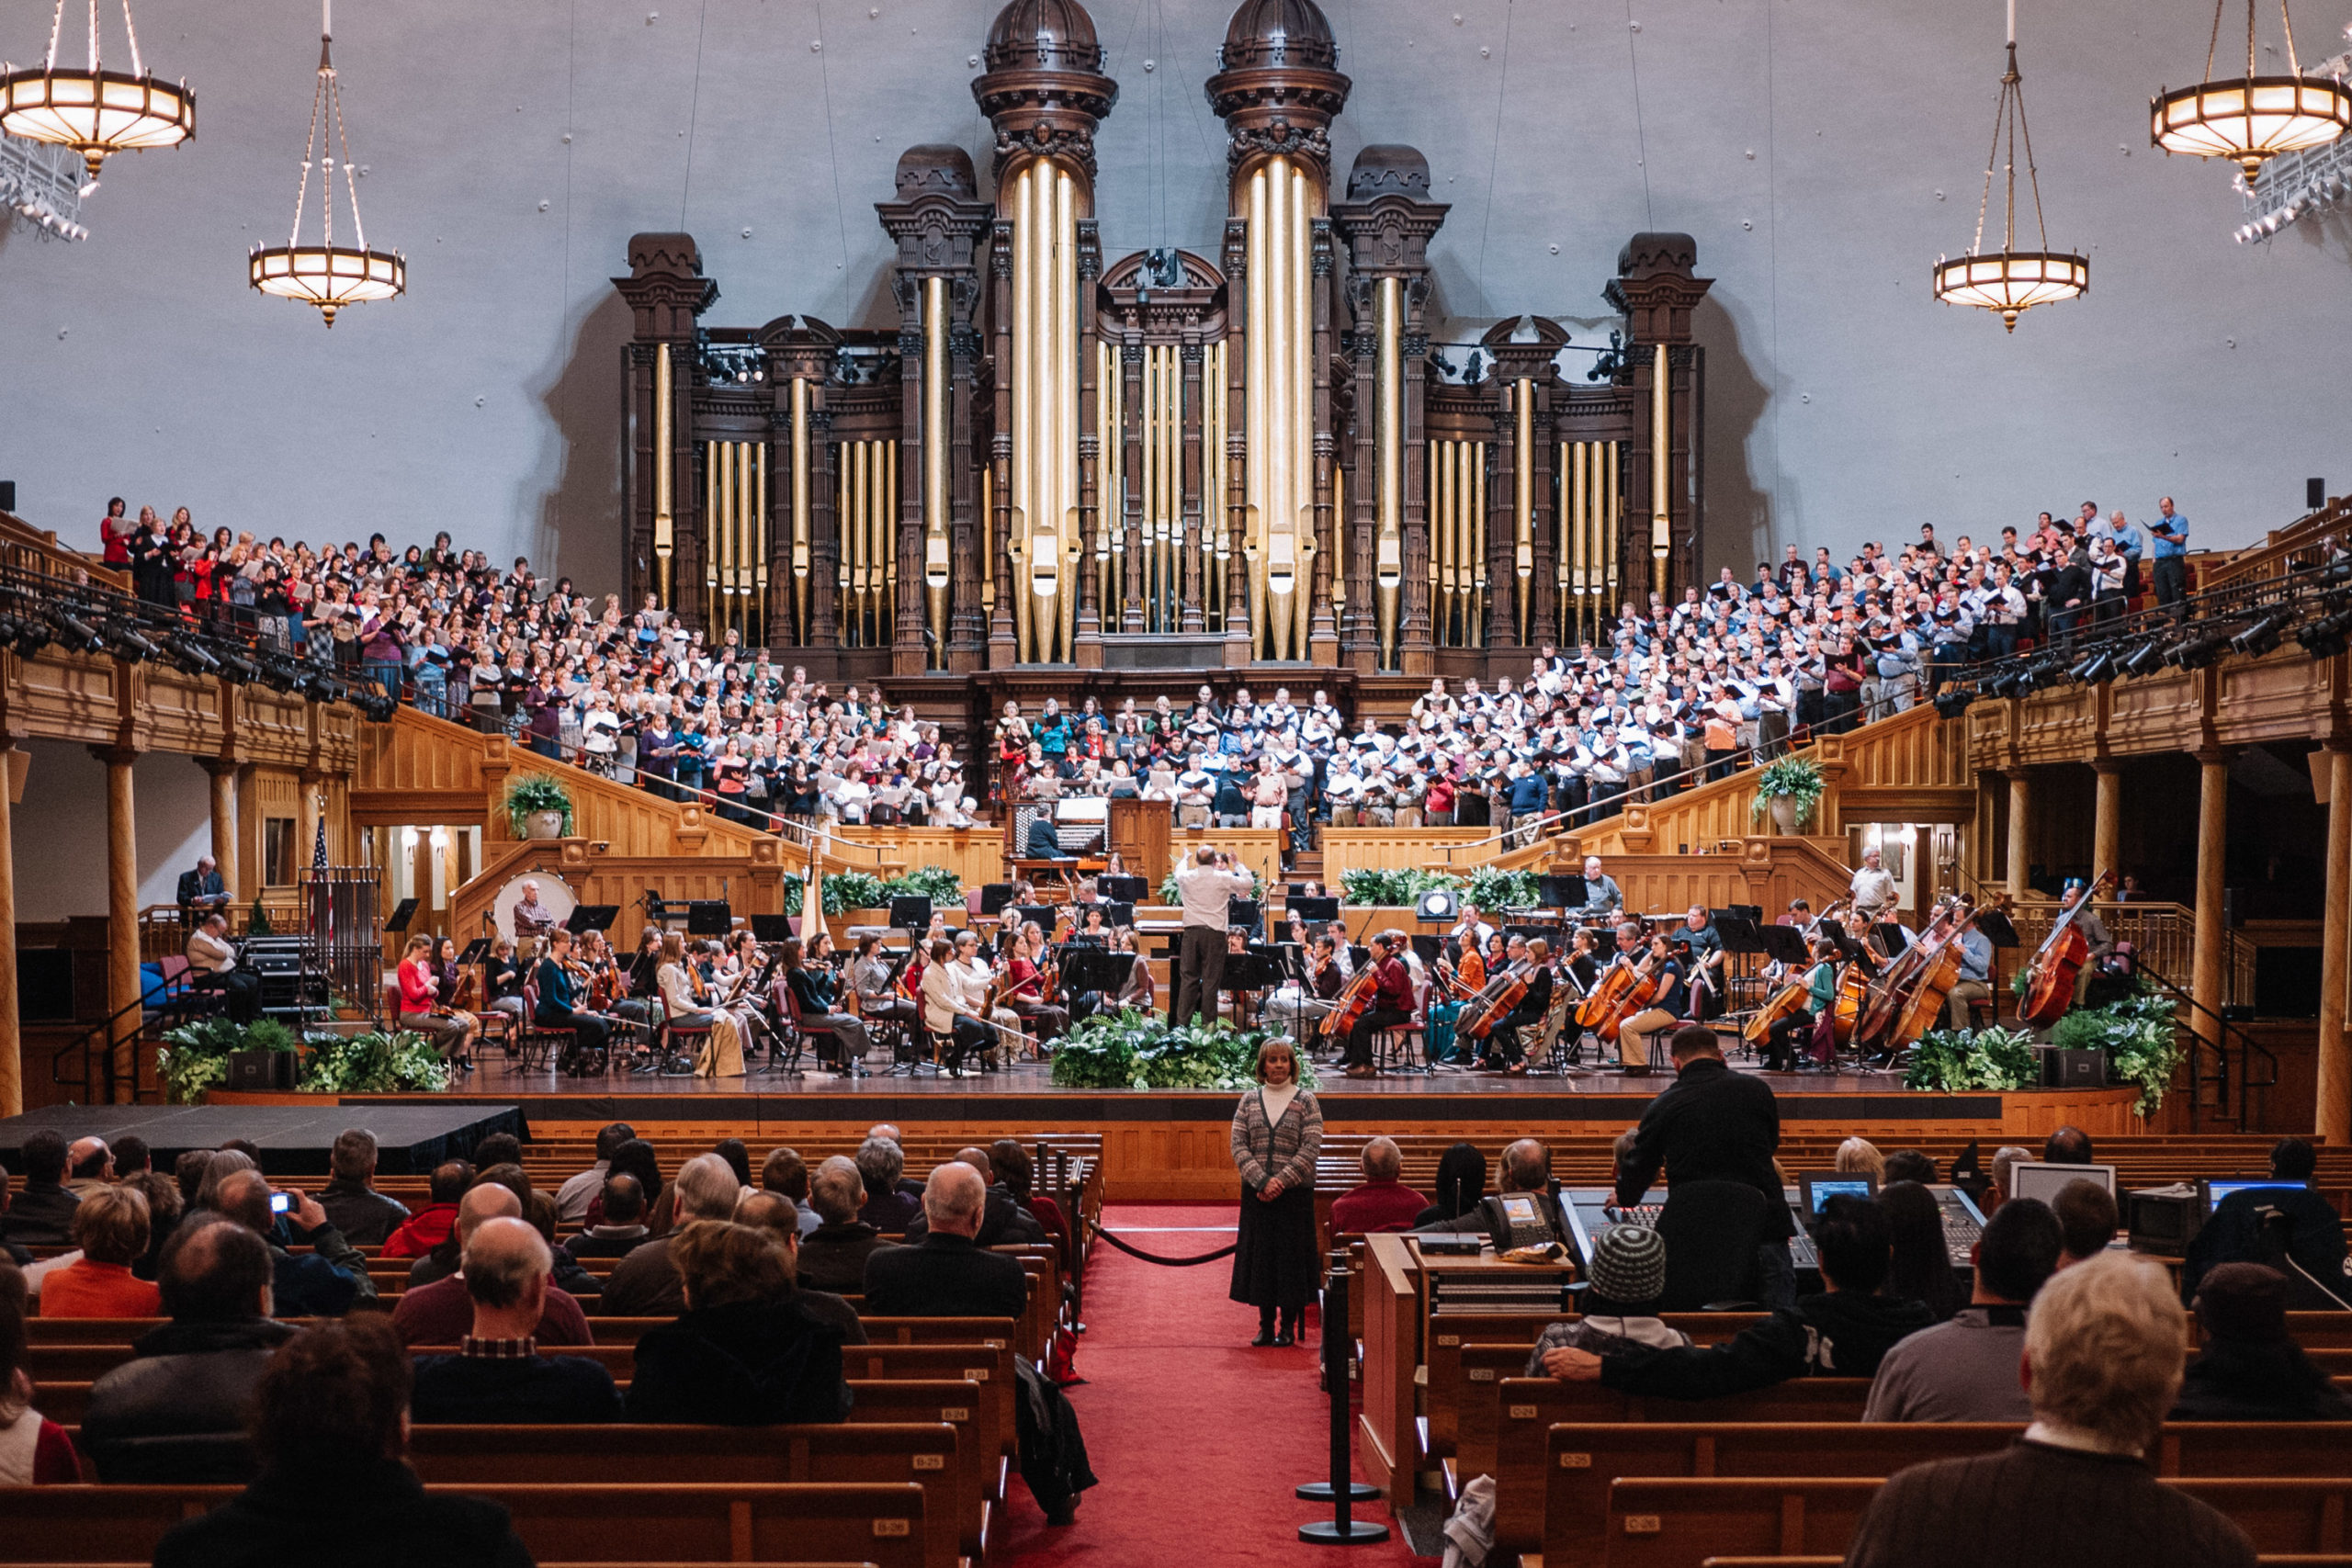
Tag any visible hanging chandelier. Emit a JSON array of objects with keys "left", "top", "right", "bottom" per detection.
[
  {"left": 1932, "top": 0, "right": 2086, "bottom": 332},
  {"left": 0, "top": 0, "right": 193, "bottom": 191},
  {"left": 2152, "top": 0, "right": 2350, "bottom": 185},
  {"left": 248, "top": 0, "right": 402, "bottom": 327}
]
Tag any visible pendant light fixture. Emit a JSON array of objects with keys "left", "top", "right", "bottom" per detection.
[
  {"left": 2151, "top": 0, "right": 2350, "bottom": 186},
  {"left": 1932, "top": 0, "right": 2087, "bottom": 332},
  {"left": 0, "top": 0, "right": 194, "bottom": 191},
  {"left": 248, "top": 0, "right": 402, "bottom": 327}
]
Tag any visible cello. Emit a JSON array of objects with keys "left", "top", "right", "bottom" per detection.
[
  {"left": 1458, "top": 961, "right": 1531, "bottom": 1042},
  {"left": 1577, "top": 945, "right": 1661, "bottom": 1045},
  {"left": 2017, "top": 870, "right": 2115, "bottom": 1027},
  {"left": 1321, "top": 962, "right": 1382, "bottom": 1043},
  {"left": 1849, "top": 895, "right": 1962, "bottom": 1054},
  {"left": 1882, "top": 901, "right": 1977, "bottom": 1052}
]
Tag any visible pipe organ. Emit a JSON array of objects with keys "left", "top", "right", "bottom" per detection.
[{"left": 612, "top": 1, "right": 1710, "bottom": 683}]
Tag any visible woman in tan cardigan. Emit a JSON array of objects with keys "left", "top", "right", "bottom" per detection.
[{"left": 1227, "top": 1038, "right": 1324, "bottom": 1347}]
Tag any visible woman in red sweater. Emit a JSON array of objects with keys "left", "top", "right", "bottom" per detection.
[
  {"left": 0, "top": 1265, "right": 79, "bottom": 1482},
  {"left": 37, "top": 1187, "right": 161, "bottom": 1319}
]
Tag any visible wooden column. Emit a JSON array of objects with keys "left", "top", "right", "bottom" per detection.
[
  {"left": 2006, "top": 769, "right": 2033, "bottom": 897},
  {"left": 203, "top": 759, "right": 239, "bottom": 903},
  {"left": 2191, "top": 750, "right": 2233, "bottom": 1068},
  {"left": 0, "top": 738, "right": 18, "bottom": 1117},
  {"left": 299, "top": 771, "right": 323, "bottom": 879},
  {"left": 2091, "top": 761, "right": 2121, "bottom": 882},
  {"left": 2320, "top": 743, "right": 2352, "bottom": 1142},
  {"left": 95, "top": 747, "right": 140, "bottom": 1102}
]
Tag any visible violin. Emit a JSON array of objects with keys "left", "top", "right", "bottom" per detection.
[
  {"left": 2017, "top": 870, "right": 2114, "bottom": 1026},
  {"left": 1458, "top": 961, "right": 1531, "bottom": 1041}
]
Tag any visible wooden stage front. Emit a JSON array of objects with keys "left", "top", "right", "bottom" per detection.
[{"left": 215, "top": 1058, "right": 2143, "bottom": 1201}]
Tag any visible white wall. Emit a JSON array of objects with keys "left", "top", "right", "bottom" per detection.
[
  {"left": 13, "top": 741, "right": 214, "bottom": 920},
  {"left": 1, "top": 0, "right": 2346, "bottom": 589}
]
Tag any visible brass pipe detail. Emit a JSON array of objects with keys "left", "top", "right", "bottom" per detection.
[
  {"left": 1515, "top": 378, "right": 1534, "bottom": 647},
  {"left": 1650, "top": 342, "right": 1671, "bottom": 581},
  {"left": 653, "top": 343, "right": 673, "bottom": 608},
  {"left": 791, "top": 377, "right": 810, "bottom": 641},
  {"left": 923, "top": 274, "right": 950, "bottom": 663},
  {"left": 1470, "top": 441, "right": 1487, "bottom": 649},
  {"left": 705, "top": 438, "right": 722, "bottom": 630},
  {"left": 1011, "top": 166, "right": 1033, "bottom": 662}
]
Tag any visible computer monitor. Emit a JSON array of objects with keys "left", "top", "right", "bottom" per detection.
[
  {"left": 1797, "top": 1172, "right": 1879, "bottom": 1228},
  {"left": 2205, "top": 1178, "right": 2310, "bottom": 1210},
  {"left": 2007, "top": 1161, "right": 2118, "bottom": 1204}
]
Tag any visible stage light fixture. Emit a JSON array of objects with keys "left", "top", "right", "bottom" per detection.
[
  {"left": 104, "top": 621, "right": 160, "bottom": 662},
  {"left": 217, "top": 647, "right": 260, "bottom": 685},
  {"left": 48, "top": 607, "right": 103, "bottom": 652},
  {"left": 2120, "top": 638, "right": 2169, "bottom": 677},
  {"left": 356, "top": 690, "right": 396, "bottom": 722},
  {"left": 169, "top": 635, "right": 220, "bottom": 674},
  {"left": 2069, "top": 648, "right": 2118, "bottom": 683},
  {"left": 311, "top": 673, "right": 349, "bottom": 705},
  {"left": 2297, "top": 610, "right": 2352, "bottom": 660},
  {"left": 2169, "top": 628, "right": 2230, "bottom": 670},
  {"left": 2231, "top": 610, "right": 2290, "bottom": 659},
  {"left": 1934, "top": 688, "right": 1976, "bottom": 719}
]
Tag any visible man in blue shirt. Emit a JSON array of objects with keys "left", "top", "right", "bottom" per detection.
[
  {"left": 1940, "top": 911, "right": 1995, "bottom": 1032},
  {"left": 1507, "top": 763, "right": 1549, "bottom": 847},
  {"left": 2150, "top": 496, "right": 2190, "bottom": 615}
]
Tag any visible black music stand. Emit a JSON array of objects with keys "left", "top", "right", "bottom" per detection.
[
  {"left": 685, "top": 900, "right": 733, "bottom": 935},
  {"left": 1758, "top": 923, "right": 1813, "bottom": 965},
  {"left": 1409, "top": 933, "right": 1444, "bottom": 966},
  {"left": 1290, "top": 895, "right": 1340, "bottom": 925},
  {"left": 978, "top": 882, "right": 1018, "bottom": 918},
  {"left": 1102, "top": 900, "right": 1136, "bottom": 929},
  {"left": 1873, "top": 921, "right": 1909, "bottom": 953},
  {"left": 566, "top": 904, "right": 621, "bottom": 934},
  {"left": 1061, "top": 947, "right": 1134, "bottom": 998},
  {"left": 888, "top": 895, "right": 933, "bottom": 931},
  {"left": 1973, "top": 908, "right": 2020, "bottom": 948},
  {"left": 1227, "top": 898, "right": 1263, "bottom": 939},
  {"left": 1099, "top": 875, "right": 1148, "bottom": 904},
  {"left": 1538, "top": 874, "right": 1589, "bottom": 911},
  {"left": 1012, "top": 904, "right": 1057, "bottom": 935},
  {"left": 384, "top": 897, "right": 419, "bottom": 934},
  {"left": 457, "top": 938, "right": 492, "bottom": 964},
  {"left": 749, "top": 913, "right": 796, "bottom": 943}
]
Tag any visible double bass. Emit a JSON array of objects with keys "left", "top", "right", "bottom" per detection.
[
  {"left": 1851, "top": 895, "right": 1972, "bottom": 1054},
  {"left": 2017, "top": 870, "right": 2114, "bottom": 1027}
]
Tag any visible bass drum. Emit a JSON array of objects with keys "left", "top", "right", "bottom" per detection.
[{"left": 492, "top": 872, "right": 576, "bottom": 944}]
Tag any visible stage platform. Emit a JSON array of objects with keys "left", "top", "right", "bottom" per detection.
[
  {"left": 204, "top": 1058, "right": 2142, "bottom": 1199},
  {"left": 0, "top": 1103, "right": 526, "bottom": 1177}
]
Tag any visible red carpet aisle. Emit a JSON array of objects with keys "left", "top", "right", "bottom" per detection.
[{"left": 993, "top": 1202, "right": 1430, "bottom": 1568}]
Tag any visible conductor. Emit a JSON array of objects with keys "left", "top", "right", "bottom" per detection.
[{"left": 1171, "top": 847, "right": 1253, "bottom": 1028}]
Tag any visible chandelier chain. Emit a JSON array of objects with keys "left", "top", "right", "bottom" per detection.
[
  {"left": 1969, "top": 67, "right": 2005, "bottom": 254},
  {"left": 2203, "top": 0, "right": 2224, "bottom": 82},
  {"left": 42, "top": 0, "right": 65, "bottom": 72},
  {"left": 288, "top": 62, "right": 325, "bottom": 250},
  {"left": 2278, "top": 0, "right": 2301, "bottom": 77},
  {"left": 117, "top": 0, "right": 142, "bottom": 77},
  {"left": 334, "top": 53, "right": 365, "bottom": 254},
  {"left": 2012, "top": 54, "right": 2052, "bottom": 252}
]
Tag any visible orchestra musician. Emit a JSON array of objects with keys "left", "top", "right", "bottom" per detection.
[
  {"left": 186, "top": 910, "right": 262, "bottom": 1025},
  {"left": 920, "top": 934, "right": 989, "bottom": 1077},
  {"left": 1472, "top": 936, "right": 1555, "bottom": 1076},
  {"left": 397, "top": 933, "right": 478, "bottom": 1068},
  {"left": 1762, "top": 937, "right": 1841, "bottom": 1072},
  {"left": 654, "top": 931, "right": 743, "bottom": 1077},
  {"left": 952, "top": 930, "right": 1006, "bottom": 1070},
  {"left": 1449, "top": 901, "right": 1497, "bottom": 953},
  {"left": 1615, "top": 930, "right": 1690, "bottom": 1072},
  {"left": 1267, "top": 932, "right": 1341, "bottom": 1043},
  {"left": 715, "top": 930, "right": 776, "bottom": 1059},
  {"left": 511, "top": 878, "right": 560, "bottom": 942},
  {"left": 610, "top": 926, "right": 663, "bottom": 1041},
  {"left": 1000, "top": 920, "right": 1070, "bottom": 1045},
  {"left": 2056, "top": 877, "right": 2116, "bottom": 1005},
  {"left": 1114, "top": 928, "right": 1156, "bottom": 1012},
  {"left": 532, "top": 928, "right": 610, "bottom": 1077},
  {"left": 1943, "top": 909, "right": 1996, "bottom": 1030},
  {"left": 1577, "top": 854, "right": 1623, "bottom": 920},
  {"left": 482, "top": 936, "right": 526, "bottom": 1032},
  {"left": 1671, "top": 905, "right": 1726, "bottom": 1021},
  {"left": 1340, "top": 931, "right": 1414, "bottom": 1079},
  {"left": 848, "top": 933, "right": 920, "bottom": 1035},
  {"left": 1849, "top": 846, "right": 1898, "bottom": 920},
  {"left": 785, "top": 936, "right": 872, "bottom": 1070}
]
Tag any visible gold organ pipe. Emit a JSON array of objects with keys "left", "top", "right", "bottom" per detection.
[
  {"left": 1470, "top": 440, "right": 1487, "bottom": 649},
  {"left": 1604, "top": 436, "right": 1621, "bottom": 619},
  {"left": 1245, "top": 163, "right": 1267, "bottom": 657},
  {"left": 1331, "top": 462, "right": 1345, "bottom": 615},
  {"left": 791, "top": 378, "right": 810, "bottom": 641},
  {"left": 753, "top": 441, "right": 767, "bottom": 641},
  {"left": 980, "top": 467, "right": 994, "bottom": 614},
  {"left": 923, "top": 275, "right": 950, "bottom": 661},
  {"left": 1212, "top": 339, "right": 1227, "bottom": 628},
  {"left": 1056, "top": 166, "right": 1078, "bottom": 663},
  {"left": 705, "top": 439, "right": 722, "bottom": 631},
  {"left": 1515, "top": 378, "right": 1534, "bottom": 647},
  {"left": 653, "top": 344, "right": 673, "bottom": 608},
  {"left": 1374, "top": 276, "right": 1401, "bottom": 667},
  {"left": 885, "top": 439, "right": 899, "bottom": 649},
  {"left": 1287, "top": 156, "right": 1312, "bottom": 660},
  {"left": 846, "top": 440, "right": 865, "bottom": 643},
  {"left": 1010, "top": 166, "right": 1033, "bottom": 662},
  {"left": 738, "top": 439, "right": 755, "bottom": 624},
  {"left": 1650, "top": 342, "right": 1671, "bottom": 573},
  {"left": 1432, "top": 439, "right": 1453, "bottom": 642},
  {"left": 1568, "top": 440, "right": 1587, "bottom": 646}
]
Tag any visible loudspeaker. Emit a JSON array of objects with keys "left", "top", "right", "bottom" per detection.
[
  {"left": 2038, "top": 1046, "right": 2108, "bottom": 1089},
  {"left": 2312, "top": 477, "right": 2328, "bottom": 512},
  {"left": 0, "top": 481, "right": 15, "bottom": 513},
  {"left": 228, "top": 1049, "right": 296, "bottom": 1091}
]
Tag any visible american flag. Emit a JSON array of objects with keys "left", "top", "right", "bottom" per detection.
[{"left": 312, "top": 813, "right": 329, "bottom": 869}]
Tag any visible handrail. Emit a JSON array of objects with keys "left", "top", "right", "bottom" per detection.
[
  {"left": 48, "top": 972, "right": 197, "bottom": 1104},
  {"left": 2132, "top": 953, "right": 2278, "bottom": 1130}
]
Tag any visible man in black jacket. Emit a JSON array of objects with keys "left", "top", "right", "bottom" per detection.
[
  {"left": 2171, "top": 1262, "right": 2352, "bottom": 1421},
  {"left": 902, "top": 1147, "right": 1048, "bottom": 1248},
  {"left": 216, "top": 1170, "right": 376, "bottom": 1317},
  {"left": 409, "top": 1218, "right": 620, "bottom": 1424},
  {"left": 797, "top": 1156, "right": 886, "bottom": 1294},
  {"left": 864, "top": 1162, "right": 1030, "bottom": 1322},
  {"left": 83, "top": 1217, "right": 298, "bottom": 1482},
  {"left": 1615, "top": 1025, "right": 1797, "bottom": 1307},
  {"left": 313, "top": 1128, "right": 411, "bottom": 1248},
  {"left": 1544, "top": 1193, "right": 1935, "bottom": 1396},
  {"left": 0, "top": 1128, "right": 81, "bottom": 1247}
]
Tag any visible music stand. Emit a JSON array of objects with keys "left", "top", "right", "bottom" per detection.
[
  {"left": 1713, "top": 914, "right": 1768, "bottom": 955},
  {"left": 565, "top": 904, "right": 620, "bottom": 934},
  {"left": 1224, "top": 949, "right": 1283, "bottom": 992},
  {"left": 1973, "top": 908, "right": 2020, "bottom": 947},
  {"left": 1758, "top": 923, "right": 1814, "bottom": 965},
  {"left": 1873, "top": 921, "right": 1908, "bottom": 954},
  {"left": 888, "top": 896, "right": 933, "bottom": 931},
  {"left": 1100, "top": 875, "right": 1148, "bottom": 904},
  {"left": 1060, "top": 947, "right": 1134, "bottom": 997},
  {"left": 457, "top": 938, "right": 492, "bottom": 964},
  {"left": 686, "top": 900, "right": 734, "bottom": 936},
  {"left": 1102, "top": 900, "right": 1136, "bottom": 929},
  {"left": 749, "top": 913, "right": 796, "bottom": 942},
  {"left": 978, "top": 882, "right": 1018, "bottom": 917},
  {"left": 1537, "top": 874, "right": 1589, "bottom": 911},
  {"left": 1227, "top": 898, "right": 1262, "bottom": 937},
  {"left": 384, "top": 897, "right": 419, "bottom": 934},
  {"left": 1410, "top": 933, "right": 1444, "bottom": 966},
  {"left": 1289, "top": 895, "right": 1340, "bottom": 924},
  {"left": 1012, "top": 904, "right": 1057, "bottom": 935}
]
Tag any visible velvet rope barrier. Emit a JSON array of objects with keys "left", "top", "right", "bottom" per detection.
[{"left": 1083, "top": 1215, "right": 1238, "bottom": 1267}]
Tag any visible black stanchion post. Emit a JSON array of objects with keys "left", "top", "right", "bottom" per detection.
[{"left": 1297, "top": 1257, "right": 1388, "bottom": 1543}]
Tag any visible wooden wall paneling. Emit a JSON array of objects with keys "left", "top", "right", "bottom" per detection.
[{"left": 1321, "top": 829, "right": 1487, "bottom": 881}]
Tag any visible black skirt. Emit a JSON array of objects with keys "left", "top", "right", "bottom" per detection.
[{"left": 1228, "top": 1179, "right": 1318, "bottom": 1311}]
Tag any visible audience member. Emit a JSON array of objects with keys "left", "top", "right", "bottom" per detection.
[
  {"left": 409, "top": 1218, "right": 621, "bottom": 1424},
  {"left": 128, "top": 1169, "right": 187, "bottom": 1280},
  {"left": 556, "top": 1122, "right": 637, "bottom": 1224},
  {"left": 1863, "top": 1196, "right": 2063, "bottom": 1422},
  {"left": 1834, "top": 1136, "right": 1885, "bottom": 1179},
  {"left": 0, "top": 1130, "right": 79, "bottom": 1247},
  {"left": 902, "top": 1147, "right": 1048, "bottom": 1247},
  {"left": 1842, "top": 1253, "right": 2257, "bottom": 1568},
  {"left": 472, "top": 1133, "right": 525, "bottom": 1172},
  {"left": 758, "top": 1146, "right": 821, "bottom": 1236},
  {"left": 66, "top": 1135, "right": 116, "bottom": 1196},
  {"left": 113, "top": 1134, "right": 153, "bottom": 1179},
  {"left": 215, "top": 1170, "right": 374, "bottom": 1317},
  {"left": 410, "top": 1164, "right": 534, "bottom": 1288},
  {"left": 854, "top": 1137, "right": 922, "bottom": 1231},
  {"left": 390, "top": 1183, "right": 592, "bottom": 1347},
  {"left": 82, "top": 1218, "right": 294, "bottom": 1482},
  {"left": 1528, "top": 1226, "right": 1689, "bottom": 1368},
  {"left": 564, "top": 1174, "right": 652, "bottom": 1259},
  {"left": 2170, "top": 1262, "right": 2352, "bottom": 1421},
  {"left": 1990, "top": 1143, "right": 2033, "bottom": 1208},
  {"left": 381, "top": 1160, "right": 469, "bottom": 1259},
  {"left": 1413, "top": 1143, "right": 1488, "bottom": 1227},
  {"left": 1881, "top": 1180, "right": 1968, "bottom": 1323},
  {"left": 623, "top": 1221, "right": 851, "bottom": 1425},
  {"left": 2052, "top": 1179, "right": 2120, "bottom": 1265},
  {"left": 1882, "top": 1148, "right": 1939, "bottom": 1185},
  {"left": 313, "top": 1128, "right": 412, "bottom": 1248},
  {"left": 2180, "top": 1136, "right": 2346, "bottom": 1302},
  {"left": 1547, "top": 1195, "right": 1934, "bottom": 1395},
  {"left": 797, "top": 1156, "right": 886, "bottom": 1294},
  {"left": 729, "top": 1190, "right": 866, "bottom": 1345},
  {"left": 2044, "top": 1124, "right": 2096, "bottom": 1165},
  {"left": 39, "top": 1185, "right": 162, "bottom": 1317},
  {"left": 1330, "top": 1137, "right": 1429, "bottom": 1235},
  {"left": 0, "top": 1264, "right": 78, "bottom": 1483},
  {"left": 990, "top": 1140, "right": 1069, "bottom": 1258},
  {"left": 597, "top": 1153, "right": 741, "bottom": 1318},
  {"left": 585, "top": 1139, "right": 665, "bottom": 1227},
  {"left": 864, "top": 1163, "right": 1030, "bottom": 1321},
  {"left": 150, "top": 1316, "right": 534, "bottom": 1568},
  {"left": 1418, "top": 1138, "right": 1560, "bottom": 1236},
  {"left": 711, "top": 1137, "right": 755, "bottom": 1190}
]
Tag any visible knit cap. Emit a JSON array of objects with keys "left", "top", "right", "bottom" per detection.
[{"left": 1588, "top": 1223, "right": 1668, "bottom": 1308}]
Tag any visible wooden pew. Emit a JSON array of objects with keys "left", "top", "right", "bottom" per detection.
[
  {"left": 1602, "top": 1475, "right": 2352, "bottom": 1568},
  {"left": 0, "top": 1483, "right": 927, "bottom": 1568},
  {"left": 406, "top": 1425, "right": 962, "bottom": 1568},
  {"left": 1547, "top": 1423, "right": 2352, "bottom": 1568}
]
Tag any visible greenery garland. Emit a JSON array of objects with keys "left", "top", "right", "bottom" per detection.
[
  {"left": 2051, "top": 986, "right": 2187, "bottom": 1117},
  {"left": 1335, "top": 865, "right": 1537, "bottom": 914},
  {"left": 1159, "top": 865, "right": 1268, "bottom": 907},
  {"left": 1903, "top": 1024, "right": 2040, "bottom": 1092},
  {"left": 1049, "top": 1008, "right": 1311, "bottom": 1092},
  {"left": 158, "top": 1017, "right": 447, "bottom": 1102}
]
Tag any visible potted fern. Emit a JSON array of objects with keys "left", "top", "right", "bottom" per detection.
[
  {"left": 1750, "top": 756, "right": 1826, "bottom": 835},
  {"left": 503, "top": 773, "right": 574, "bottom": 840}
]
